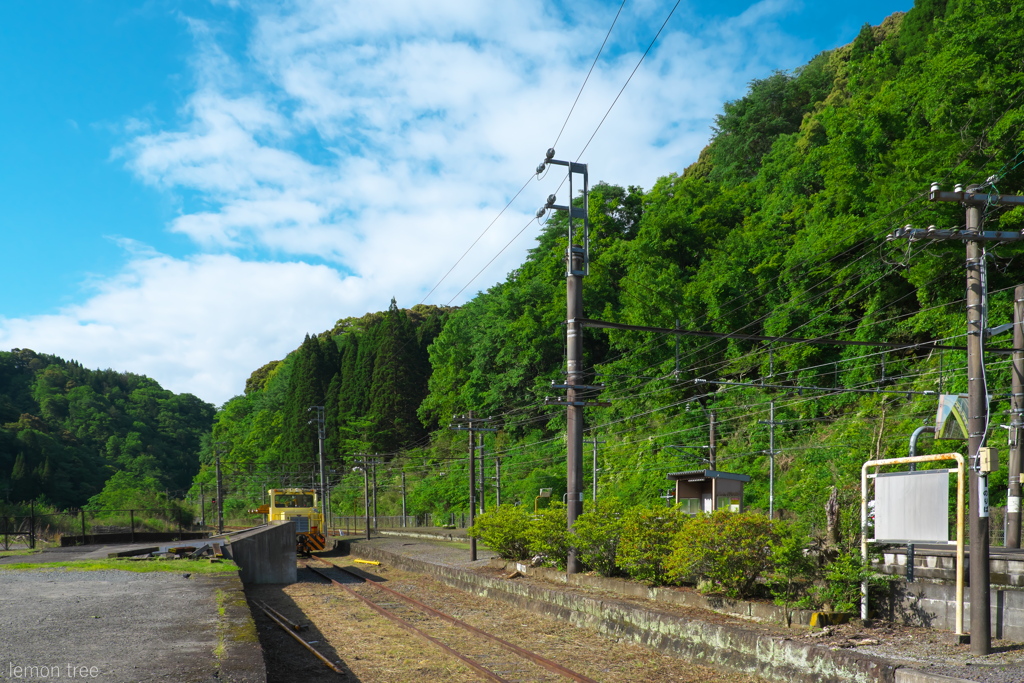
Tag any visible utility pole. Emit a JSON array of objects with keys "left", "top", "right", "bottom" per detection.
[
  {"left": 889, "top": 182, "right": 1024, "bottom": 655},
  {"left": 1008, "top": 284, "right": 1023, "bottom": 548},
  {"left": 200, "top": 482, "right": 205, "bottom": 528},
  {"left": 308, "top": 406, "right": 327, "bottom": 533},
  {"left": 537, "top": 148, "right": 609, "bottom": 574},
  {"left": 477, "top": 433, "right": 486, "bottom": 515},
  {"left": 450, "top": 413, "right": 497, "bottom": 561},
  {"left": 353, "top": 458, "right": 370, "bottom": 540},
  {"left": 494, "top": 457, "right": 502, "bottom": 508},
  {"left": 758, "top": 404, "right": 776, "bottom": 519},
  {"left": 402, "top": 471, "right": 407, "bottom": 528},
  {"left": 213, "top": 441, "right": 229, "bottom": 534},
  {"left": 589, "top": 438, "right": 606, "bottom": 502},
  {"left": 709, "top": 411, "right": 717, "bottom": 471},
  {"left": 371, "top": 455, "right": 378, "bottom": 530}
]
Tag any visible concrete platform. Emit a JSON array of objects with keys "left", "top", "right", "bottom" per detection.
[{"left": 0, "top": 564, "right": 265, "bottom": 682}]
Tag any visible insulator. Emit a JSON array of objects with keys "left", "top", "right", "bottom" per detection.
[{"left": 545, "top": 148, "right": 556, "bottom": 160}]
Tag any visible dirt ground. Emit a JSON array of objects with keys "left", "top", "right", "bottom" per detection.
[{"left": 245, "top": 561, "right": 768, "bottom": 683}]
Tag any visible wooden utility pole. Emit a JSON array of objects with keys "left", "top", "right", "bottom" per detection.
[
  {"left": 1008, "top": 285, "right": 1023, "bottom": 548},
  {"left": 890, "top": 182, "right": 1024, "bottom": 654}
]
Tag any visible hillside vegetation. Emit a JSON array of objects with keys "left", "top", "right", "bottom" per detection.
[
  {"left": 0, "top": 348, "right": 214, "bottom": 510},
  {"left": 44, "top": 0, "right": 1022, "bottom": 534}
]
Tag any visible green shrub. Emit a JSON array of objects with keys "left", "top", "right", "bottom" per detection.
[
  {"left": 664, "top": 510, "right": 778, "bottom": 598},
  {"left": 467, "top": 505, "right": 532, "bottom": 561},
  {"left": 527, "top": 504, "right": 569, "bottom": 569},
  {"left": 814, "top": 549, "right": 876, "bottom": 612},
  {"left": 572, "top": 498, "right": 625, "bottom": 576},
  {"left": 616, "top": 505, "right": 687, "bottom": 585},
  {"left": 766, "top": 522, "right": 818, "bottom": 614}
]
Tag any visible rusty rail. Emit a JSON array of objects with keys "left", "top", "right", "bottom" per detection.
[
  {"left": 309, "top": 555, "right": 597, "bottom": 683},
  {"left": 254, "top": 600, "right": 343, "bottom": 674}
]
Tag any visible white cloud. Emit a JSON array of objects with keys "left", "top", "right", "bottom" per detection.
[
  {"left": 0, "top": 252, "right": 365, "bottom": 406},
  {"left": 3, "top": 0, "right": 815, "bottom": 404}
]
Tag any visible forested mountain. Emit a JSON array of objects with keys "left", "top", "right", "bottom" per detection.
[
  {"left": 206, "top": 0, "right": 1024, "bottom": 529},
  {"left": 0, "top": 348, "right": 214, "bottom": 509}
]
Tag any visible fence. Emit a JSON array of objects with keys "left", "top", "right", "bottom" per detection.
[
  {"left": 334, "top": 512, "right": 483, "bottom": 535},
  {"left": 1, "top": 511, "right": 79, "bottom": 550}
]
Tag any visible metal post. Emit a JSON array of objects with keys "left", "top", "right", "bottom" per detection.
[
  {"left": 1008, "top": 284, "right": 1023, "bottom": 548},
  {"left": 907, "top": 425, "right": 935, "bottom": 583},
  {"left": 200, "top": 482, "right": 205, "bottom": 528},
  {"left": 401, "top": 471, "right": 407, "bottom": 528},
  {"left": 709, "top": 411, "right": 717, "bottom": 471},
  {"left": 592, "top": 439, "right": 598, "bottom": 502},
  {"left": 130, "top": 509, "right": 135, "bottom": 543},
  {"left": 966, "top": 205, "right": 991, "bottom": 654},
  {"left": 29, "top": 501, "right": 35, "bottom": 550}
]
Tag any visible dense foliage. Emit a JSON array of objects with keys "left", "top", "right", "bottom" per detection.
[
  {"left": 14, "top": 0, "right": 1024, "bottom": 549},
  {"left": 0, "top": 349, "right": 213, "bottom": 509},
  {"left": 202, "top": 1, "right": 1024, "bottom": 533}
]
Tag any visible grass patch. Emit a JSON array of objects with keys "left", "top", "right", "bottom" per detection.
[
  {"left": 0, "top": 558, "right": 239, "bottom": 574},
  {"left": 0, "top": 549, "right": 42, "bottom": 558}
]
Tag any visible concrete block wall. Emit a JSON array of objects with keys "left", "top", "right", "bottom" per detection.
[
  {"left": 224, "top": 522, "right": 297, "bottom": 584},
  {"left": 884, "top": 580, "right": 1024, "bottom": 640}
]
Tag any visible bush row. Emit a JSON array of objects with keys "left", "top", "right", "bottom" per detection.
[{"left": 468, "top": 501, "right": 879, "bottom": 611}]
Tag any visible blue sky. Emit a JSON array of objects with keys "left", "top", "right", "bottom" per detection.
[{"left": 0, "top": 0, "right": 912, "bottom": 405}]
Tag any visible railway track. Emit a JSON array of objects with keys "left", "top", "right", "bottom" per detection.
[{"left": 304, "top": 555, "right": 597, "bottom": 683}]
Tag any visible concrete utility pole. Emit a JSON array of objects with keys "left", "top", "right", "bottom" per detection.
[
  {"left": 494, "top": 457, "right": 502, "bottom": 508},
  {"left": 213, "top": 441, "right": 229, "bottom": 534},
  {"left": 709, "top": 411, "right": 717, "bottom": 471},
  {"left": 890, "top": 182, "right": 1024, "bottom": 655},
  {"left": 537, "top": 149, "right": 609, "bottom": 574},
  {"left": 353, "top": 458, "right": 370, "bottom": 540},
  {"left": 1009, "top": 285, "right": 1024, "bottom": 548},
  {"left": 590, "top": 438, "right": 606, "bottom": 502},
  {"left": 450, "top": 413, "right": 497, "bottom": 562},
  {"left": 758, "top": 404, "right": 777, "bottom": 518},
  {"left": 477, "top": 433, "right": 486, "bottom": 515},
  {"left": 308, "top": 406, "right": 327, "bottom": 532},
  {"left": 371, "top": 455, "right": 378, "bottom": 529}
]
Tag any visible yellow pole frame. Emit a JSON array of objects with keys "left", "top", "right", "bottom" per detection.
[{"left": 861, "top": 453, "right": 965, "bottom": 635}]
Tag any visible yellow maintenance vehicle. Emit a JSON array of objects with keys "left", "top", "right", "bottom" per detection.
[{"left": 252, "top": 488, "right": 326, "bottom": 555}]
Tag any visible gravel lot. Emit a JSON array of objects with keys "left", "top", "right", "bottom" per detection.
[{"left": 0, "top": 567, "right": 261, "bottom": 683}]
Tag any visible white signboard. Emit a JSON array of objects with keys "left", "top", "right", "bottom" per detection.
[{"left": 874, "top": 469, "right": 950, "bottom": 543}]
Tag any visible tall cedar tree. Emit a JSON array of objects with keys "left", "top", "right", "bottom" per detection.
[{"left": 367, "top": 300, "right": 427, "bottom": 453}]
